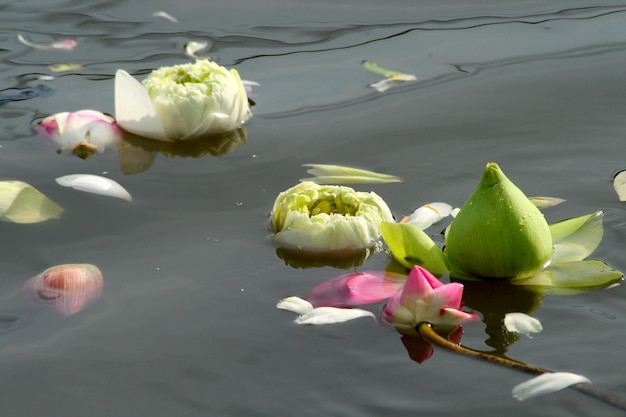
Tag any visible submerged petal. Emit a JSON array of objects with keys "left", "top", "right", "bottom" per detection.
[
  {"left": 56, "top": 174, "right": 132, "bottom": 202},
  {"left": 512, "top": 372, "right": 591, "bottom": 401},
  {"left": 306, "top": 270, "right": 406, "bottom": 307},
  {"left": 25, "top": 264, "right": 103, "bottom": 316}
]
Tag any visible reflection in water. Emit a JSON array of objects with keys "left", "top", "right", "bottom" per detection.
[
  {"left": 118, "top": 128, "right": 247, "bottom": 174},
  {"left": 457, "top": 279, "right": 544, "bottom": 355},
  {"left": 275, "top": 246, "right": 372, "bottom": 269},
  {"left": 24, "top": 264, "right": 103, "bottom": 316},
  {"left": 401, "top": 327, "right": 463, "bottom": 364}
]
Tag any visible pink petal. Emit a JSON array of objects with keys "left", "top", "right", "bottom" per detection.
[
  {"left": 380, "top": 290, "right": 403, "bottom": 324},
  {"left": 24, "top": 264, "right": 103, "bottom": 316},
  {"left": 306, "top": 271, "right": 406, "bottom": 307},
  {"left": 399, "top": 266, "right": 439, "bottom": 304},
  {"left": 430, "top": 282, "right": 465, "bottom": 310}
]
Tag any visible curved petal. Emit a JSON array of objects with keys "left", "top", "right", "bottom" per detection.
[
  {"left": 402, "top": 202, "right": 452, "bottom": 230},
  {"left": 430, "top": 282, "right": 465, "bottom": 310},
  {"left": 512, "top": 260, "right": 623, "bottom": 294},
  {"left": 381, "top": 222, "right": 448, "bottom": 276},
  {"left": 306, "top": 271, "right": 406, "bottom": 307},
  {"left": 115, "top": 69, "right": 168, "bottom": 141},
  {"left": 512, "top": 372, "right": 591, "bottom": 401},
  {"left": 276, "top": 296, "right": 314, "bottom": 315},
  {"left": 550, "top": 211, "right": 604, "bottom": 263},
  {"left": 295, "top": 307, "right": 376, "bottom": 325},
  {"left": 504, "top": 312, "right": 543, "bottom": 338},
  {"left": 56, "top": 174, "right": 132, "bottom": 202}
]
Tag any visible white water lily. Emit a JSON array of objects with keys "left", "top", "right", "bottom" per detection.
[
  {"left": 36, "top": 110, "right": 123, "bottom": 159},
  {"left": 277, "top": 296, "right": 376, "bottom": 325},
  {"left": 270, "top": 181, "right": 394, "bottom": 251},
  {"left": 115, "top": 60, "right": 251, "bottom": 141},
  {"left": 512, "top": 372, "right": 591, "bottom": 401},
  {"left": 504, "top": 312, "right": 543, "bottom": 338}
]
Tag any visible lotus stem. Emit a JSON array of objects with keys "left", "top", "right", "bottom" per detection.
[{"left": 417, "top": 322, "right": 626, "bottom": 412}]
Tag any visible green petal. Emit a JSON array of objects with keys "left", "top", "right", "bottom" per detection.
[
  {"left": 0, "top": 181, "right": 63, "bottom": 224},
  {"left": 549, "top": 211, "right": 604, "bottom": 263},
  {"left": 381, "top": 221, "right": 448, "bottom": 276},
  {"left": 511, "top": 260, "right": 623, "bottom": 294},
  {"left": 301, "top": 164, "right": 402, "bottom": 185}
]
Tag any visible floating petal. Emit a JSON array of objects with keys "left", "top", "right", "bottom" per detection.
[
  {"left": 363, "top": 60, "right": 416, "bottom": 92},
  {"left": 295, "top": 307, "right": 376, "bottom": 325},
  {"left": 17, "top": 34, "right": 77, "bottom": 51},
  {"left": 152, "top": 11, "right": 178, "bottom": 22},
  {"left": 504, "top": 312, "right": 543, "bottom": 338},
  {"left": 402, "top": 202, "right": 453, "bottom": 229},
  {"left": 301, "top": 164, "right": 402, "bottom": 184},
  {"left": 276, "top": 296, "right": 314, "bottom": 315},
  {"left": 48, "top": 64, "right": 83, "bottom": 72},
  {"left": 185, "top": 41, "right": 211, "bottom": 59},
  {"left": 613, "top": 170, "right": 626, "bottom": 201},
  {"left": 24, "top": 264, "right": 103, "bottom": 316},
  {"left": 512, "top": 372, "right": 591, "bottom": 401},
  {"left": 56, "top": 174, "right": 132, "bottom": 202},
  {"left": 529, "top": 196, "right": 566, "bottom": 209},
  {"left": 0, "top": 181, "right": 63, "bottom": 224}
]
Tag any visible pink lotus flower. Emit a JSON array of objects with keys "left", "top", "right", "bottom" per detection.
[{"left": 382, "top": 266, "right": 477, "bottom": 336}]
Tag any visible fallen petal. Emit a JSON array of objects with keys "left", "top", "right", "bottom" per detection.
[
  {"left": 402, "top": 202, "right": 453, "bottom": 229},
  {"left": 613, "top": 170, "right": 626, "bottom": 201},
  {"left": 295, "top": 307, "right": 376, "bottom": 325},
  {"left": 56, "top": 174, "right": 132, "bottom": 202},
  {"left": 306, "top": 270, "right": 406, "bottom": 307},
  {"left": 276, "top": 296, "right": 314, "bottom": 315},
  {"left": 152, "top": 11, "right": 178, "bottom": 22},
  {"left": 504, "top": 312, "right": 543, "bottom": 338},
  {"left": 512, "top": 372, "right": 591, "bottom": 401},
  {"left": 17, "top": 33, "right": 77, "bottom": 51},
  {"left": 48, "top": 64, "right": 83, "bottom": 72},
  {"left": 301, "top": 164, "right": 402, "bottom": 184},
  {"left": 185, "top": 41, "right": 211, "bottom": 59},
  {"left": 529, "top": 196, "right": 566, "bottom": 209},
  {"left": 0, "top": 181, "right": 63, "bottom": 224}
]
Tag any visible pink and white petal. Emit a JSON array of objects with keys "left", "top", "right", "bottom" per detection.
[
  {"left": 114, "top": 70, "right": 168, "bottom": 141},
  {"left": 430, "top": 282, "right": 465, "bottom": 310},
  {"left": 439, "top": 307, "right": 478, "bottom": 326}
]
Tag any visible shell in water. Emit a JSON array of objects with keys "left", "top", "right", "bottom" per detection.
[{"left": 25, "top": 264, "right": 103, "bottom": 316}]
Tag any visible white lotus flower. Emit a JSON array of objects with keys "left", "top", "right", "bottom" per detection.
[
  {"left": 115, "top": 60, "right": 251, "bottom": 142},
  {"left": 270, "top": 181, "right": 394, "bottom": 251}
]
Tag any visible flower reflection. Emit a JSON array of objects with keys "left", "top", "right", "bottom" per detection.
[
  {"left": 25, "top": 264, "right": 103, "bottom": 316},
  {"left": 118, "top": 128, "right": 247, "bottom": 174}
]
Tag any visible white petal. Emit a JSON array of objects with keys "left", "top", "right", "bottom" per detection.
[
  {"left": 404, "top": 202, "right": 453, "bottom": 229},
  {"left": 295, "top": 307, "right": 376, "bottom": 325},
  {"left": 512, "top": 372, "right": 591, "bottom": 401},
  {"left": 56, "top": 174, "right": 132, "bottom": 202},
  {"left": 368, "top": 79, "right": 392, "bottom": 93},
  {"left": 504, "top": 312, "right": 543, "bottom": 338},
  {"left": 152, "top": 11, "right": 178, "bottom": 22},
  {"left": 114, "top": 69, "right": 168, "bottom": 141},
  {"left": 276, "top": 296, "right": 314, "bottom": 315},
  {"left": 529, "top": 196, "right": 566, "bottom": 209}
]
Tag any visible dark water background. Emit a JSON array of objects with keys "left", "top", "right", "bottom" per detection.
[{"left": 1, "top": 1, "right": 625, "bottom": 416}]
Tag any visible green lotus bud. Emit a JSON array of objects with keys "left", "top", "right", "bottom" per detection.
[
  {"left": 445, "top": 163, "right": 553, "bottom": 279},
  {"left": 270, "top": 181, "right": 394, "bottom": 251}
]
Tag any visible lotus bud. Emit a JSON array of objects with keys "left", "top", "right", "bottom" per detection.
[
  {"left": 445, "top": 163, "right": 553, "bottom": 279},
  {"left": 270, "top": 181, "right": 394, "bottom": 251}
]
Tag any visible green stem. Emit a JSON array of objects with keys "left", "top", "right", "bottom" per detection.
[{"left": 417, "top": 322, "right": 626, "bottom": 412}]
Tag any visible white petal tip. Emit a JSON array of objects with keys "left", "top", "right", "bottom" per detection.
[
  {"left": 512, "top": 372, "right": 591, "bottom": 401},
  {"left": 276, "top": 296, "right": 314, "bottom": 315}
]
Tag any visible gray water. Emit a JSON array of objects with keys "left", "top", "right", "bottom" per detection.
[{"left": 1, "top": 1, "right": 625, "bottom": 416}]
